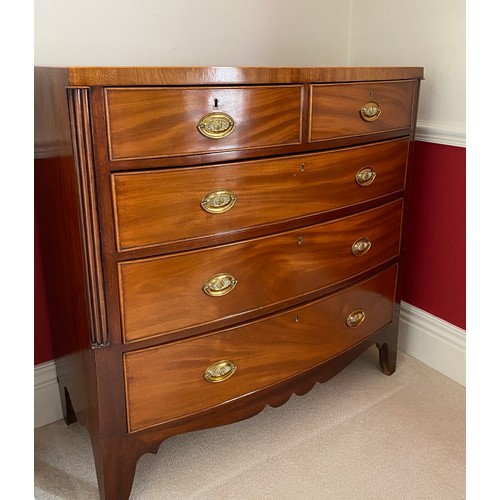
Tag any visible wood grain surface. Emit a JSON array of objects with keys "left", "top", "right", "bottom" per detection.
[
  {"left": 105, "top": 86, "right": 303, "bottom": 160},
  {"left": 119, "top": 200, "right": 403, "bottom": 343},
  {"left": 124, "top": 265, "right": 397, "bottom": 432},
  {"left": 112, "top": 139, "right": 409, "bottom": 251},
  {"left": 63, "top": 66, "right": 424, "bottom": 86},
  {"left": 309, "top": 80, "right": 415, "bottom": 141}
]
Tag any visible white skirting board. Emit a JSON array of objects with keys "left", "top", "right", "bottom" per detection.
[
  {"left": 398, "top": 301, "right": 466, "bottom": 387},
  {"left": 34, "top": 303, "right": 465, "bottom": 428},
  {"left": 415, "top": 120, "right": 466, "bottom": 148},
  {"left": 34, "top": 360, "right": 63, "bottom": 429}
]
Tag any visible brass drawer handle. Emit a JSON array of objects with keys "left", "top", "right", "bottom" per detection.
[
  {"left": 201, "top": 190, "right": 237, "bottom": 214},
  {"left": 197, "top": 112, "right": 235, "bottom": 139},
  {"left": 346, "top": 309, "right": 366, "bottom": 328},
  {"left": 355, "top": 167, "right": 376, "bottom": 186},
  {"left": 203, "top": 273, "right": 238, "bottom": 297},
  {"left": 204, "top": 360, "right": 237, "bottom": 383},
  {"left": 360, "top": 101, "right": 381, "bottom": 122},
  {"left": 352, "top": 237, "right": 372, "bottom": 256}
]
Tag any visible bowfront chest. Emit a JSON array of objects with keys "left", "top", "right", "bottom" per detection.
[{"left": 35, "top": 66, "right": 423, "bottom": 499}]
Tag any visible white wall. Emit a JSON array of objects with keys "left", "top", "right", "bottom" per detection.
[
  {"left": 348, "top": 0, "right": 465, "bottom": 146},
  {"left": 34, "top": 0, "right": 350, "bottom": 67},
  {"left": 35, "top": 0, "right": 465, "bottom": 145}
]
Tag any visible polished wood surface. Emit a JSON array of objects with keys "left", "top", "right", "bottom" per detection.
[
  {"left": 62, "top": 66, "right": 424, "bottom": 86},
  {"left": 124, "top": 265, "right": 397, "bottom": 432},
  {"left": 35, "top": 66, "right": 422, "bottom": 500},
  {"left": 119, "top": 200, "right": 402, "bottom": 343},
  {"left": 309, "top": 80, "right": 415, "bottom": 141},
  {"left": 112, "top": 139, "right": 408, "bottom": 251},
  {"left": 68, "top": 88, "right": 109, "bottom": 346},
  {"left": 105, "top": 86, "right": 303, "bottom": 160}
]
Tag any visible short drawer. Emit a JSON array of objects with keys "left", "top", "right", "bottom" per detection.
[
  {"left": 309, "top": 80, "right": 415, "bottom": 142},
  {"left": 124, "top": 265, "right": 397, "bottom": 432},
  {"left": 105, "top": 86, "right": 303, "bottom": 161},
  {"left": 119, "top": 200, "right": 403, "bottom": 343},
  {"left": 112, "top": 139, "right": 409, "bottom": 251}
]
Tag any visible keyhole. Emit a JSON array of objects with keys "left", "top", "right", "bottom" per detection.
[
  {"left": 301, "top": 163, "right": 306, "bottom": 172},
  {"left": 369, "top": 90, "right": 373, "bottom": 99},
  {"left": 295, "top": 315, "right": 300, "bottom": 323},
  {"left": 214, "top": 98, "right": 219, "bottom": 109},
  {"left": 297, "top": 236, "right": 303, "bottom": 246}
]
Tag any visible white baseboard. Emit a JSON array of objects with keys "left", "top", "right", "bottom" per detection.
[
  {"left": 398, "top": 301, "right": 466, "bottom": 386},
  {"left": 415, "top": 120, "right": 466, "bottom": 148},
  {"left": 34, "top": 360, "right": 63, "bottom": 428}
]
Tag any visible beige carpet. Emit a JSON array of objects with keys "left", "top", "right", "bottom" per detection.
[{"left": 34, "top": 347, "right": 465, "bottom": 499}]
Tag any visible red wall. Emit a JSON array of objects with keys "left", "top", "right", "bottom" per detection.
[
  {"left": 34, "top": 139, "right": 466, "bottom": 365},
  {"left": 34, "top": 211, "right": 55, "bottom": 364},
  {"left": 400, "top": 141, "right": 466, "bottom": 330}
]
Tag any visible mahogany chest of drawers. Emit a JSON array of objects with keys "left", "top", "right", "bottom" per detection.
[{"left": 35, "top": 66, "right": 423, "bottom": 499}]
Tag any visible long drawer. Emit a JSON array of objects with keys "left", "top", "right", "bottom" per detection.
[
  {"left": 105, "top": 85, "right": 303, "bottom": 161},
  {"left": 112, "top": 139, "right": 408, "bottom": 251},
  {"left": 119, "top": 200, "right": 403, "bottom": 343},
  {"left": 309, "top": 80, "right": 415, "bottom": 142},
  {"left": 124, "top": 265, "right": 397, "bottom": 432}
]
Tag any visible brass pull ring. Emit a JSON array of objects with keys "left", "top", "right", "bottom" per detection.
[
  {"left": 201, "top": 190, "right": 237, "bottom": 214},
  {"left": 355, "top": 167, "right": 376, "bottom": 187},
  {"left": 360, "top": 101, "right": 381, "bottom": 122},
  {"left": 203, "top": 273, "right": 238, "bottom": 297},
  {"left": 204, "top": 360, "right": 237, "bottom": 383},
  {"left": 346, "top": 309, "right": 366, "bottom": 328},
  {"left": 197, "top": 112, "right": 235, "bottom": 139},
  {"left": 352, "top": 237, "right": 372, "bottom": 256}
]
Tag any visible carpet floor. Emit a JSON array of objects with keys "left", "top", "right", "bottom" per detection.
[{"left": 34, "top": 346, "right": 465, "bottom": 499}]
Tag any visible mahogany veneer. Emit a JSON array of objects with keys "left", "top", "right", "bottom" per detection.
[
  {"left": 119, "top": 200, "right": 403, "bottom": 343},
  {"left": 105, "top": 85, "right": 303, "bottom": 160},
  {"left": 34, "top": 66, "right": 422, "bottom": 499},
  {"left": 111, "top": 139, "right": 409, "bottom": 251},
  {"left": 124, "top": 265, "right": 397, "bottom": 433}
]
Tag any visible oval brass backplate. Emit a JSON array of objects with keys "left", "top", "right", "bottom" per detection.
[
  {"left": 197, "top": 112, "right": 235, "bottom": 139},
  {"left": 355, "top": 167, "right": 377, "bottom": 187},
  {"left": 204, "top": 360, "right": 237, "bottom": 383},
  {"left": 360, "top": 101, "right": 381, "bottom": 122},
  {"left": 346, "top": 309, "right": 366, "bottom": 328},
  {"left": 200, "top": 190, "right": 237, "bottom": 214},
  {"left": 203, "top": 273, "right": 238, "bottom": 297},
  {"left": 352, "top": 237, "right": 372, "bottom": 256}
]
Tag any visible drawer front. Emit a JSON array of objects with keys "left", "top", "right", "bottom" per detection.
[
  {"left": 105, "top": 86, "right": 303, "bottom": 160},
  {"left": 309, "top": 81, "right": 414, "bottom": 142},
  {"left": 119, "top": 200, "right": 403, "bottom": 343},
  {"left": 124, "top": 265, "right": 397, "bottom": 432},
  {"left": 112, "top": 139, "right": 408, "bottom": 251}
]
